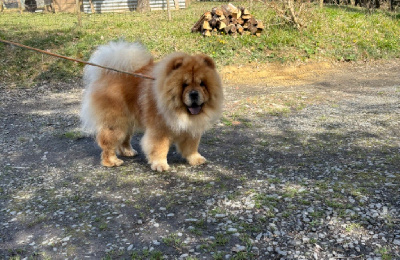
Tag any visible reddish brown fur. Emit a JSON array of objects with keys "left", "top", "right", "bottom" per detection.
[{"left": 85, "top": 52, "right": 223, "bottom": 171}]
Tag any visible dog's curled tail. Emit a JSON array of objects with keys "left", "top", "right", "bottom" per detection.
[{"left": 83, "top": 41, "right": 153, "bottom": 87}]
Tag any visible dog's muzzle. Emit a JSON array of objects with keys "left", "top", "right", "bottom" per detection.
[{"left": 187, "top": 91, "right": 203, "bottom": 115}]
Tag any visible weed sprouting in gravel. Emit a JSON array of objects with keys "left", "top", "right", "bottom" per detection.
[
  {"left": 162, "top": 233, "right": 182, "bottom": 249},
  {"left": 215, "top": 233, "right": 230, "bottom": 246}
]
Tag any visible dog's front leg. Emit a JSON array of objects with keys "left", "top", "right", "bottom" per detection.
[
  {"left": 176, "top": 134, "right": 206, "bottom": 166},
  {"left": 141, "top": 130, "right": 171, "bottom": 172}
]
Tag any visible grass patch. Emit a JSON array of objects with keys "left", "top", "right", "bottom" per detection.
[
  {"left": 325, "top": 199, "right": 348, "bottom": 209},
  {"left": 99, "top": 222, "right": 108, "bottom": 231},
  {"left": 26, "top": 214, "right": 48, "bottom": 228},
  {"left": 62, "top": 131, "right": 84, "bottom": 140},
  {"left": 130, "top": 249, "right": 163, "bottom": 260},
  {"left": 345, "top": 222, "right": 362, "bottom": 232},
  {"left": 375, "top": 247, "right": 393, "bottom": 260},
  {"left": 254, "top": 193, "right": 279, "bottom": 209},
  {"left": 215, "top": 233, "right": 230, "bottom": 246},
  {"left": 162, "top": 233, "right": 182, "bottom": 249},
  {"left": 1, "top": 2, "right": 399, "bottom": 86}
]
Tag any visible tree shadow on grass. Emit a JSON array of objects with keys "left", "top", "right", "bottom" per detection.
[{"left": 1, "top": 26, "right": 89, "bottom": 85}]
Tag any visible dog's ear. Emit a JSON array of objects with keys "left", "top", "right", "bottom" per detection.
[
  {"left": 173, "top": 58, "right": 183, "bottom": 70},
  {"left": 166, "top": 53, "right": 185, "bottom": 72},
  {"left": 197, "top": 54, "right": 215, "bottom": 69},
  {"left": 155, "top": 53, "right": 187, "bottom": 79}
]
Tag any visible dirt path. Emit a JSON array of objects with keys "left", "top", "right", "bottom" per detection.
[{"left": 0, "top": 60, "right": 399, "bottom": 259}]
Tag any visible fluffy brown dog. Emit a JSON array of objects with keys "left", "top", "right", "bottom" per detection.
[{"left": 80, "top": 41, "right": 223, "bottom": 171}]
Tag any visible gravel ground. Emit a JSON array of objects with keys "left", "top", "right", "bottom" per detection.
[{"left": 0, "top": 60, "right": 399, "bottom": 259}]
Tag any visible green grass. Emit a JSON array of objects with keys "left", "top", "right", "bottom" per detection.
[
  {"left": 0, "top": 2, "right": 399, "bottom": 85},
  {"left": 254, "top": 193, "right": 279, "bottom": 209},
  {"left": 26, "top": 214, "right": 49, "bottom": 228},
  {"left": 130, "top": 249, "right": 163, "bottom": 260},
  {"left": 162, "top": 233, "right": 182, "bottom": 248},
  {"left": 63, "top": 131, "right": 83, "bottom": 140},
  {"left": 345, "top": 222, "right": 362, "bottom": 232},
  {"left": 215, "top": 232, "right": 230, "bottom": 246},
  {"left": 376, "top": 247, "right": 393, "bottom": 260}
]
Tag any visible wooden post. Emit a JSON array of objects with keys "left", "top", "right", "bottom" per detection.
[
  {"left": 166, "top": 0, "right": 171, "bottom": 21},
  {"left": 89, "top": 0, "right": 95, "bottom": 13},
  {"left": 76, "top": 0, "right": 82, "bottom": 27},
  {"left": 174, "top": 0, "right": 179, "bottom": 10},
  {"left": 52, "top": 0, "right": 57, "bottom": 13},
  {"left": 18, "top": 0, "right": 22, "bottom": 14},
  {"left": 320, "top": 0, "right": 324, "bottom": 8},
  {"left": 0, "top": 0, "right": 4, "bottom": 12}
]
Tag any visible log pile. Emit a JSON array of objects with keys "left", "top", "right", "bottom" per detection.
[{"left": 191, "top": 3, "right": 264, "bottom": 37}]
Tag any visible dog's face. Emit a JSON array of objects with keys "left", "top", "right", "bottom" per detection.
[
  {"left": 180, "top": 58, "right": 213, "bottom": 115},
  {"left": 153, "top": 52, "right": 223, "bottom": 134},
  {"left": 162, "top": 53, "right": 219, "bottom": 114}
]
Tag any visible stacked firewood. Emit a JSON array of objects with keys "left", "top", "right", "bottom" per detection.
[{"left": 191, "top": 3, "right": 264, "bottom": 37}]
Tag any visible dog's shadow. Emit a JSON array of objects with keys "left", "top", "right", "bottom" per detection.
[{"left": 78, "top": 134, "right": 187, "bottom": 169}]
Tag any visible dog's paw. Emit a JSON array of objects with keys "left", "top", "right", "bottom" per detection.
[
  {"left": 102, "top": 159, "right": 124, "bottom": 167},
  {"left": 119, "top": 147, "right": 138, "bottom": 157},
  {"left": 101, "top": 155, "right": 124, "bottom": 167},
  {"left": 151, "top": 161, "right": 170, "bottom": 172},
  {"left": 187, "top": 154, "right": 206, "bottom": 166}
]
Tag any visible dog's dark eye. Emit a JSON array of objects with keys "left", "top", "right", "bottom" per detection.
[
  {"left": 200, "top": 81, "right": 206, "bottom": 88},
  {"left": 182, "top": 83, "right": 189, "bottom": 89}
]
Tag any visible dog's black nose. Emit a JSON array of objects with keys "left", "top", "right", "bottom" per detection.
[{"left": 189, "top": 91, "right": 199, "bottom": 101}]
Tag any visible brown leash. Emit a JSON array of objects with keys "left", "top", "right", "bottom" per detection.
[{"left": 0, "top": 39, "right": 156, "bottom": 80}]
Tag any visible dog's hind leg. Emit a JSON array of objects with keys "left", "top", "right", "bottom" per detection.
[
  {"left": 117, "top": 133, "right": 138, "bottom": 157},
  {"left": 97, "top": 127, "right": 126, "bottom": 167}
]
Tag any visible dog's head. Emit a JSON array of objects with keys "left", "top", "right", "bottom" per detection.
[{"left": 153, "top": 52, "right": 223, "bottom": 134}]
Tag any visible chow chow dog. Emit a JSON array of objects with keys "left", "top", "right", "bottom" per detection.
[{"left": 80, "top": 41, "right": 223, "bottom": 171}]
